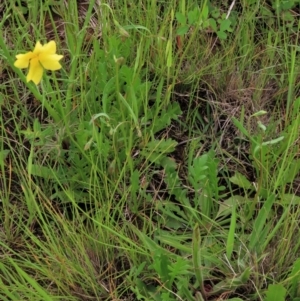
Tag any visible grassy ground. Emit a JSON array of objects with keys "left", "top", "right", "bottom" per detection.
[{"left": 1, "top": 0, "right": 300, "bottom": 300}]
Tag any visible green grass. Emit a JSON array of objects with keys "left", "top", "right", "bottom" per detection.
[{"left": 1, "top": 0, "right": 300, "bottom": 300}]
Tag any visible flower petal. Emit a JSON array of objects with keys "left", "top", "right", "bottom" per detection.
[
  {"left": 33, "top": 41, "right": 44, "bottom": 54},
  {"left": 39, "top": 54, "right": 63, "bottom": 70},
  {"left": 27, "top": 57, "right": 44, "bottom": 85},
  {"left": 14, "top": 52, "right": 34, "bottom": 69},
  {"left": 42, "top": 41, "right": 57, "bottom": 55}
]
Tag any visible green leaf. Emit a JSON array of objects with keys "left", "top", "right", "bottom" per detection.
[
  {"left": 240, "top": 267, "right": 251, "bottom": 283},
  {"left": 229, "top": 172, "right": 253, "bottom": 190},
  {"left": 141, "top": 138, "right": 178, "bottom": 165},
  {"left": 152, "top": 102, "right": 182, "bottom": 134},
  {"left": 279, "top": 194, "right": 300, "bottom": 205},
  {"left": 118, "top": 92, "right": 138, "bottom": 125},
  {"left": 151, "top": 251, "right": 171, "bottom": 288},
  {"left": 164, "top": 216, "right": 186, "bottom": 230},
  {"left": 219, "top": 19, "right": 232, "bottom": 32},
  {"left": 257, "top": 120, "right": 267, "bottom": 132},
  {"left": 30, "top": 165, "right": 58, "bottom": 180},
  {"left": 232, "top": 117, "right": 257, "bottom": 145},
  {"left": 195, "top": 292, "right": 205, "bottom": 301},
  {"left": 280, "top": 159, "right": 300, "bottom": 185},
  {"left": 261, "top": 135, "right": 284, "bottom": 146},
  {"left": 217, "top": 30, "right": 227, "bottom": 40},
  {"left": 201, "top": 4, "right": 209, "bottom": 20},
  {"left": 188, "top": 8, "right": 199, "bottom": 25},
  {"left": 168, "top": 257, "right": 190, "bottom": 280},
  {"left": 189, "top": 154, "right": 209, "bottom": 189},
  {"left": 150, "top": 138, "right": 177, "bottom": 153},
  {"left": 176, "top": 25, "right": 190, "bottom": 36},
  {"left": 265, "top": 284, "right": 286, "bottom": 301},
  {"left": 155, "top": 230, "right": 192, "bottom": 253},
  {"left": 208, "top": 18, "right": 217, "bottom": 31},
  {"left": 226, "top": 203, "right": 236, "bottom": 259},
  {"left": 251, "top": 110, "right": 268, "bottom": 117},
  {"left": 216, "top": 195, "right": 248, "bottom": 218},
  {"left": 289, "top": 258, "right": 300, "bottom": 297},
  {"left": 176, "top": 12, "right": 186, "bottom": 25},
  {"left": 192, "top": 224, "right": 206, "bottom": 299},
  {"left": 248, "top": 194, "right": 275, "bottom": 252},
  {"left": 160, "top": 156, "right": 178, "bottom": 170},
  {"left": 123, "top": 24, "right": 151, "bottom": 33},
  {"left": 0, "top": 150, "right": 10, "bottom": 167},
  {"left": 211, "top": 8, "right": 220, "bottom": 19},
  {"left": 274, "top": 1, "right": 295, "bottom": 11},
  {"left": 130, "top": 169, "right": 140, "bottom": 190},
  {"left": 157, "top": 201, "right": 188, "bottom": 226}
]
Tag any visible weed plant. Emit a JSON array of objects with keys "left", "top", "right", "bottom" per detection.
[{"left": 0, "top": 0, "right": 300, "bottom": 300}]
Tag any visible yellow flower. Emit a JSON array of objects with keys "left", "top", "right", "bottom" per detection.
[{"left": 14, "top": 41, "right": 63, "bottom": 85}]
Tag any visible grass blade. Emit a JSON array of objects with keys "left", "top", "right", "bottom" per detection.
[{"left": 193, "top": 224, "right": 206, "bottom": 301}]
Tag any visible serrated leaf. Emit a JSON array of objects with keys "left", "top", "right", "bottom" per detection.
[
  {"left": 146, "top": 138, "right": 178, "bottom": 154},
  {"left": 160, "top": 156, "right": 177, "bottom": 170},
  {"left": 152, "top": 102, "right": 182, "bottom": 134},
  {"left": 30, "top": 165, "right": 58, "bottom": 180},
  {"left": 141, "top": 138, "right": 178, "bottom": 166}
]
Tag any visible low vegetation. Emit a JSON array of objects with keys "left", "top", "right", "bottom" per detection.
[{"left": 0, "top": 0, "right": 300, "bottom": 300}]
